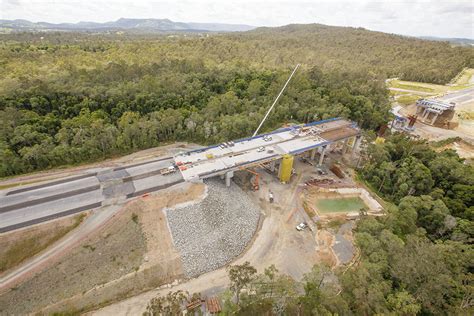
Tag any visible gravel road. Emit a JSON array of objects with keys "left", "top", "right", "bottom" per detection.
[{"left": 166, "top": 179, "right": 261, "bottom": 277}]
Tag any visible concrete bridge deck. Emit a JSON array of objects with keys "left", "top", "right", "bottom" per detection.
[{"left": 174, "top": 118, "right": 361, "bottom": 182}]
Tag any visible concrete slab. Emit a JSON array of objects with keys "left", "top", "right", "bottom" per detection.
[
  {"left": 0, "top": 190, "right": 103, "bottom": 230},
  {"left": 0, "top": 157, "right": 184, "bottom": 232},
  {"left": 1, "top": 177, "right": 100, "bottom": 209}
]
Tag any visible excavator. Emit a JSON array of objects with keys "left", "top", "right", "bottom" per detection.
[{"left": 240, "top": 168, "right": 260, "bottom": 191}]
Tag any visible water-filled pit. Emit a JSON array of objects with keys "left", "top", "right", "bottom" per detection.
[{"left": 314, "top": 196, "right": 367, "bottom": 214}]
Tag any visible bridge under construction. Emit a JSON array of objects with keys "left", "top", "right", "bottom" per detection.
[{"left": 174, "top": 117, "right": 361, "bottom": 186}]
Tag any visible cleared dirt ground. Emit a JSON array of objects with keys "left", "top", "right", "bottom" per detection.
[{"left": 0, "top": 213, "right": 86, "bottom": 275}]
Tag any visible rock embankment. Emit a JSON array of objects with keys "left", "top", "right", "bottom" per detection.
[{"left": 166, "top": 179, "right": 261, "bottom": 277}]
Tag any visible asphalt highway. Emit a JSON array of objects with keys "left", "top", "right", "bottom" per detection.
[
  {"left": 0, "top": 157, "right": 184, "bottom": 233},
  {"left": 440, "top": 87, "right": 474, "bottom": 104}
]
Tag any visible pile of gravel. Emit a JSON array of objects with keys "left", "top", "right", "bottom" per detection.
[{"left": 166, "top": 179, "right": 261, "bottom": 277}]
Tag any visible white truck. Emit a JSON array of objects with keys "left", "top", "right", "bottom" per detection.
[{"left": 160, "top": 166, "right": 176, "bottom": 175}]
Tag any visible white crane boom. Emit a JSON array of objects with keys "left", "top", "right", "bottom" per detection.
[{"left": 252, "top": 64, "right": 300, "bottom": 137}]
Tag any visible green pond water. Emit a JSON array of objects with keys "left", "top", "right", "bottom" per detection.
[{"left": 315, "top": 197, "right": 366, "bottom": 213}]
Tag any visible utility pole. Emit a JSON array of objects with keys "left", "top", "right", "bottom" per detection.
[{"left": 252, "top": 64, "right": 300, "bottom": 137}]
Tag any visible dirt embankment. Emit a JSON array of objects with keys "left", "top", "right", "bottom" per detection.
[
  {"left": 40, "top": 182, "right": 206, "bottom": 315},
  {"left": 0, "top": 182, "right": 206, "bottom": 315},
  {"left": 0, "top": 206, "right": 146, "bottom": 315},
  {"left": 0, "top": 213, "right": 86, "bottom": 275}
]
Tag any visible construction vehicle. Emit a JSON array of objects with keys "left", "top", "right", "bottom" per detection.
[
  {"left": 160, "top": 166, "right": 176, "bottom": 175},
  {"left": 241, "top": 168, "right": 260, "bottom": 191}
]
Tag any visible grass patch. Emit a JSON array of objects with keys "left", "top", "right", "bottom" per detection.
[
  {"left": 397, "top": 94, "right": 421, "bottom": 105},
  {"left": 449, "top": 84, "right": 474, "bottom": 91},
  {"left": 389, "top": 74, "right": 472, "bottom": 97},
  {"left": 458, "top": 111, "right": 474, "bottom": 120},
  {"left": 389, "top": 90, "right": 409, "bottom": 96},
  {"left": 0, "top": 179, "right": 44, "bottom": 191},
  {"left": 0, "top": 213, "right": 86, "bottom": 273},
  {"left": 390, "top": 81, "right": 436, "bottom": 93}
]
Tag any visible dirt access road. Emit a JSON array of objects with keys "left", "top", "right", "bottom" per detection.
[{"left": 92, "top": 166, "right": 321, "bottom": 315}]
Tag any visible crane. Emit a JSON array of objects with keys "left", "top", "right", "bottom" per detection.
[{"left": 252, "top": 64, "right": 300, "bottom": 137}]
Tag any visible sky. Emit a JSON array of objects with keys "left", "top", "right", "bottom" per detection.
[{"left": 1, "top": 0, "right": 473, "bottom": 39}]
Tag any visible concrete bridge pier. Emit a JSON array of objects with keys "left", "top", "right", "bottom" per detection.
[
  {"left": 342, "top": 138, "right": 349, "bottom": 154},
  {"left": 225, "top": 171, "right": 234, "bottom": 187},
  {"left": 318, "top": 145, "right": 327, "bottom": 166},
  {"left": 421, "top": 108, "right": 427, "bottom": 117},
  {"left": 310, "top": 149, "right": 317, "bottom": 160},
  {"left": 422, "top": 110, "right": 430, "bottom": 121},
  {"left": 269, "top": 160, "right": 276, "bottom": 172}
]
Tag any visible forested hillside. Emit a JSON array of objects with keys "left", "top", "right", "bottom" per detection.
[
  {"left": 0, "top": 24, "right": 472, "bottom": 176},
  {"left": 242, "top": 24, "right": 474, "bottom": 83}
]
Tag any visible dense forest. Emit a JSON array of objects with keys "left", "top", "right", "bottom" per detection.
[
  {"left": 0, "top": 25, "right": 472, "bottom": 177},
  {"left": 0, "top": 63, "right": 389, "bottom": 176},
  {"left": 144, "top": 135, "right": 473, "bottom": 315}
]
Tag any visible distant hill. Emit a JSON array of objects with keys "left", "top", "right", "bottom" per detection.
[
  {"left": 0, "top": 18, "right": 256, "bottom": 33},
  {"left": 418, "top": 36, "right": 474, "bottom": 47},
  {"left": 1, "top": 22, "right": 472, "bottom": 85}
]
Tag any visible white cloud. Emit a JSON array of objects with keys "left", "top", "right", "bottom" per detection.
[{"left": 0, "top": 0, "right": 473, "bottom": 38}]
